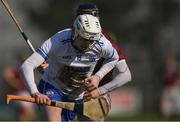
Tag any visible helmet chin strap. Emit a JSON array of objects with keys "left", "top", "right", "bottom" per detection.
[{"left": 88, "top": 41, "right": 96, "bottom": 50}]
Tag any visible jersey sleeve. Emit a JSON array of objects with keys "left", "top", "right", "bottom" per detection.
[
  {"left": 98, "top": 60, "right": 131, "bottom": 95},
  {"left": 95, "top": 37, "right": 119, "bottom": 79},
  {"left": 100, "top": 37, "right": 119, "bottom": 60},
  {"left": 36, "top": 31, "right": 63, "bottom": 60},
  {"left": 20, "top": 52, "right": 45, "bottom": 94}
]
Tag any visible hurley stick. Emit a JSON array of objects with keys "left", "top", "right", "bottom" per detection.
[
  {"left": 1, "top": 0, "right": 35, "bottom": 52},
  {"left": 7, "top": 94, "right": 109, "bottom": 120},
  {"left": 1, "top": 0, "right": 47, "bottom": 70}
]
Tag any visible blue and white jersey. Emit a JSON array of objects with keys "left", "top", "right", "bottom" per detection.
[{"left": 20, "top": 28, "right": 119, "bottom": 100}]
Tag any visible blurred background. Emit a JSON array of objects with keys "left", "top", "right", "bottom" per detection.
[{"left": 0, "top": 0, "right": 180, "bottom": 121}]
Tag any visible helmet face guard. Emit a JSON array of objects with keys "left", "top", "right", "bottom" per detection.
[
  {"left": 78, "top": 29, "right": 101, "bottom": 41},
  {"left": 76, "top": 3, "right": 99, "bottom": 17},
  {"left": 73, "top": 14, "right": 101, "bottom": 41}
]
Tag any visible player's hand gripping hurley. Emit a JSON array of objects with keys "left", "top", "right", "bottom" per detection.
[{"left": 7, "top": 95, "right": 109, "bottom": 121}]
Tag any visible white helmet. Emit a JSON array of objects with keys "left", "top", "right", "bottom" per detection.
[{"left": 73, "top": 14, "right": 102, "bottom": 41}]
